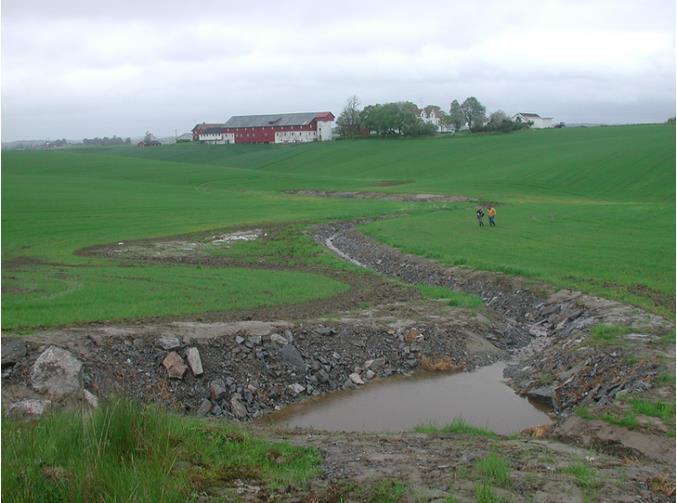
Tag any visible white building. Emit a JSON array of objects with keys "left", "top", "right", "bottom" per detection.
[
  {"left": 512, "top": 113, "right": 553, "bottom": 129},
  {"left": 418, "top": 107, "right": 453, "bottom": 132}
]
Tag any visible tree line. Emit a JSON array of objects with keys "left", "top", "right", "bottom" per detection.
[
  {"left": 336, "top": 96, "right": 531, "bottom": 138},
  {"left": 82, "top": 136, "right": 132, "bottom": 146}
]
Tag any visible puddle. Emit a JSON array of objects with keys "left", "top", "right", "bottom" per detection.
[{"left": 263, "top": 363, "right": 551, "bottom": 434}]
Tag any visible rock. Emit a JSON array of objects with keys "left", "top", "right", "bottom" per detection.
[
  {"left": 1, "top": 339, "right": 26, "bottom": 367},
  {"left": 365, "top": 357, "right": 386, "bottom": 371},
  {"left": 527, "top": 386, "right": 555, "bottom": 407},
  {"left": 316, "top": 369, "right": 330, "bottom": 384},
  {"left": 270, "top": 333, "right": 288, "bottom": 346},
  {"left": 185, "top": 347, "right": 203, "bottom": 376},
  {"left": 315, "top": 326, "right": 335, "bottom": 336},
  {"left": 83, "top": 389, "right": 98, "bottom": 408},
  {"left": 8, "top": 399, "right": 52, "bottom": 417},
  {"left": 528, "top": 325, "right": 548, "bottom": 337},
  {"left": 209, "top": 379, "right": 227, "bottom": 400},
  {"left": 349, "top": 373, "right": 365, "bottom": 385},
  {"left": 366, "top": 370, "right": 376, "bottom": 380},
  {"left": 30, "top": 346, "right": 83, "bottom": 399},
  {"left": 248, "top": 335, "right": 262, "bottom": 346},
  {"left": 278, "top": 344, "right": 305, "bottom": 371},
  {"left": 162, "top": 352, "right": 188, "bottom": 379},
  {"left": 235, "top": 336, "right": 245, "bottom": 344},
  {"left": 230, "top": 396, "right": 248, "bottom": 419},
  {"left": 156, "top": 335, "right": 181, "bottom": 351},
  {"left": 211, "top": 404, "right": 223, "bottom": 416},
  {"left": 196, "top": 399, "right": 212, "bottom": 416},
  {"left": 288, "top": 383, "right": 305, "bottom": 396}
]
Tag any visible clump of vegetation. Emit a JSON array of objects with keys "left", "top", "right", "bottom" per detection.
[
  {"left": 2, "top": 398, "right": 320, "bottom": 502},
  {"left": 473, "top": 452, "right": 511, "bottom": 488},
  {"left": 588, "top": 324, "right": 632, "bottom": 346},
  {"left": 627, "top": 398, "right": 675, "bottom": 423},
  {"left": 600, "top": 411, "right": 639, "bottom": 429},
  {"left": 416, "top": 284, "right": 484, "bottom": 308},
  {"left": 474, "top": 483, "right": 501, "bottom": 503},
  {"left": 414, "top": 418, "right": 499, "bottom": 439},
  {"left": 366, "top": 480, "right": 407, "bottom": 503},
  {"left": 562, "top": 462, "right": 600, "bottom": 501}
]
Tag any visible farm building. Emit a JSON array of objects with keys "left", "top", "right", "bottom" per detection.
[
  {"left": 192, "top": 112, "right": 335, "bottom": 144},
  {"left": 418, "top": 106, "right": 453, "bottom": 133},
  {"left": 191, "top": 123, "right": 227, "bottom": 143},
  {"left": 512, "top": 113, "right": 553, "bottom": 129}
]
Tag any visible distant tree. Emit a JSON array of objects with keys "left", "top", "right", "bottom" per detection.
[
  {"left": 125, "top": 137, "right": 131, "bottom": 144},
  {"left": 336, "top": 95, "right": 363, "bottom": 138},
  {"left": 445, "top": 100, "right": 465, "bottom": 132},
  {"left": 461, "top": 97, "right": 486, "bottom": 130},
  {"left": 488, "top": 110, "right": 508, "bottom": 129},
  {"left": 144, "top": 131, "right": 154, "bottom": 144},
  {"left": 359, "top": 101, "right": 435, "bottom": 137},
  {"left": 667, "top": 117, "right": 676, "bottom": 125}
]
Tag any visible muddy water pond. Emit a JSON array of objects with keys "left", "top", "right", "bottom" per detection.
[{"left": 265, "top": 363, "right": 551, "bottom": 434}]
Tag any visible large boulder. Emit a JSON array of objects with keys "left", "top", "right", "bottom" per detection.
[
  {"left": 185, "top": 347, "right": 203, "bottom": 376},
  {"left": 162, "top": 352, "right": 188, "bottom": 379},
  {"left": 30, "top": 346, "right": 83, "bottom": 400},
  {"left": 278, "top": 344, "right": 305, "bottom": 371}
]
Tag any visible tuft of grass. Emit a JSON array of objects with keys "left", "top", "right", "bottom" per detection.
[
  {"left": 588, "top": 324, "right": 632, "bottom": 346},
  {"left": 600, "top": 411, "right": 639, "bottom": 429},
  {"left": 416, "top": 284, "right": 484, "bottom": 308},
  {"left": 413, "top": 418, "right": 499, "bottom": 439},
  {"left": 654, "top": 372, "right": 675, "bottom": 388},
  {"left": 562, "top": 462, "right": 599, "bottom": 489},
  {"left": 2, "top": 398, "right": 320, "bottom": 502},
  {"left": 367, "top": 480, "right": 407, "bottom": 503},
  {"left": 659, "top": 331, "right": 676, "bottom": 345},
  {"left": 627, "top": 398, "right": 675, "bottom": 422},
  {"left": 574, "top": 406, "right": 594, "bottom": 420},
  {"left": 473, "top": 452, "right": 511, "bottom": 488},
  {"left": 474, "top": 483, "right": 501, "bottom": 503}
]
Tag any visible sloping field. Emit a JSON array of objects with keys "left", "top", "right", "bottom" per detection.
[{"left": 2, "top": 124, "right": 674, "bottom": 327}]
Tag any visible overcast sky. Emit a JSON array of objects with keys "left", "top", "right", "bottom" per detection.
[{"left": 2, "top": 0, "right": 675, "bottom": 141}]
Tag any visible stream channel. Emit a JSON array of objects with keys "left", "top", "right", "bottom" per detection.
[{"left": 264, "top": 362, "right": 552, "bottom": 434}]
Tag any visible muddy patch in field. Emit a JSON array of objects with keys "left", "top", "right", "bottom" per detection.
[
  {"left": 103, "top": 229, "right": 263, "bottom": 260},
  {"left": 285, "top": 190, "right": 474, "bottom": 203},
  {"left": 263, "top": 362, "right": 551, "bottom": 434}
]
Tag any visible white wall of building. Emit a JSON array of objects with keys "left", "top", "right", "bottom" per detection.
[
  {"left": 512, "top": 114, "right": 553, "bottom": 129},
  {"left": 317, "top": 120, "right": 333, "bottom": 141},
  {"left": 198, "top": 132, "right": 235, "bottom": 144},
  {"left": 274, "top": 130, "right": 317, "bottom": 143}
]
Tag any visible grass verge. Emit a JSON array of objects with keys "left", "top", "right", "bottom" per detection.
[
  {"left": 413, "top": 418, "right": 499, "bottom": 438},
  {"left": 416, "top": 284, "right": 484, "bottom": 308},
  {"left": 2, "top": 398, "right": 320, "bottom": 502}
]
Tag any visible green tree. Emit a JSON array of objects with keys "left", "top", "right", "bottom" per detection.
[
  {"left": 461, "top": 97, "right": 486, "bottom": 130},
  {"left": 336, "top": 95, "right": 362, "bottom": 138},
  {"left": 446, "top": 99, "right": 465, "bottom": 132},
  {"left": 488, "top": 110, "right": 507, "bottom": 129}
]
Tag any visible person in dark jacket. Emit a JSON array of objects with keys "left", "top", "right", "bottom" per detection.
[{"left": 476, "top": 207, "right": 485, "bottom": 227}]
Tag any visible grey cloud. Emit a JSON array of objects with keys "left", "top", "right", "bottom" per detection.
[{"left": 2, "top": 0, "right": 675, "bottom": 140}]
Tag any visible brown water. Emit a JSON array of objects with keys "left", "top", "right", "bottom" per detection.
[{"left": 264, "top": 363, "right": 551, "bottom": 434}]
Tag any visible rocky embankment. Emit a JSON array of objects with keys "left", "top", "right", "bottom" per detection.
[
  {"left": 2, "top": 309, "right": 504, "bottom": 421},
  {"left": 315, "top": 223, "right": 672, "bottom": 412}
]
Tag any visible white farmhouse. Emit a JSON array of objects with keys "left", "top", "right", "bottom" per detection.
[
  {"left": 418, "top": 107, "right": 453, "bottom": 133},
  {"left": 512, "top": 113, "right": 553, "bottom": 129}
]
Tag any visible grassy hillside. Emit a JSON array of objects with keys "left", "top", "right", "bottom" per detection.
[{"left": 2, "top": 124, "right": 674, "bottom": 328}]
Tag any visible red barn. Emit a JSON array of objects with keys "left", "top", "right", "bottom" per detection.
[{"left": 192, "top": 112, "right": 334, "bottom": 144}]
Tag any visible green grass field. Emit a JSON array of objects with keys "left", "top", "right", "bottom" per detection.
[{"left": 2, "top": 124, "right": 674, "bottom": 328}]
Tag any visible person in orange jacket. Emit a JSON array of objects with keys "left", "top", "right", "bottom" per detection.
[{"left": 487, "top": 206, "right": 496, "bottom": 227}]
